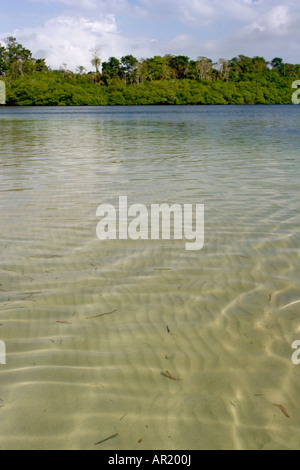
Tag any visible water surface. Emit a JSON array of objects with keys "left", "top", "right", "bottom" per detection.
[{"left": 0, "top": 105, "right": 300, "bottom": 450}]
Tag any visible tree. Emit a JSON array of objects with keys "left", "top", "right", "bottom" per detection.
[
  {"left": 271, "top": 57, "right": 283, "bottom": 70},
  {"left": 121, "top": 55, "right": 138, "bottom": 84},
  {"left": 145, "top": 56, "right": 171, "bottom": 81},
  {"left": 168, "top": 55, "right": 190, "bottom": 79},
  {"left": 270, "top": 57, "right": 285, "bottom": 76},
  {"left": 217, "top": 58, "right": 231, "bottom": 81},
  {"left": 4, "top": 37, "right": 32, "bottom": 77},
  {"left": 35, "top": 58, "right": 48, "bottom": 73},
  {"left": 195, "top": 56, "right": 213, "bottom": 80},
  {"left": 0, "top": 43, "right": 8, "bottom": 76},
  {"left": 90, "top": 46, "right": 101, "bottom": 73},
  {"left": 102, "top": 57, "right": 122, "bottom": 80},
  {"left": 76, "top": 65, "right": 87, "bottom": 75},
  {"left": 230, "top": 55, "right": 253, "bottom": 75},
  {"left": 4, "top": 37, "right": 31, "bottom": 64},
  {"left": 134, "top": 59, "right": 149, "bottom": 84},
  {"left": 252, "top": 56, "right": 268, "bottom": 72},
  {"left": 59, "top": 63, "right": 73, "bottom": 78}
]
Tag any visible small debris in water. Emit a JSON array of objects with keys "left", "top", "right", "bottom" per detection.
[
  {"left": 86, "top": 309, "right": 117, "bottom": 319},
  {"left": 95, "top": 433, "right": 119, "bottom": 446},
  {"left": 161, "top": 370, "right": 183, "bottom": 381},
  {"left": 273, "top": 403, "right": 290, "bottom": 418}
]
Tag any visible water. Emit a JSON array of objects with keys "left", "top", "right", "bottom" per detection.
[{"left": 0, "top": 105, "right": 299, "bottom": 450}]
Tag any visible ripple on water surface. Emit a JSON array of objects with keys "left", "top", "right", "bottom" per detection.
[{"left": 0, "top": 106, "right": 300, "bottom": 449}]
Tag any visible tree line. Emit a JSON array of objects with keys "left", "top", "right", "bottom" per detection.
[{"left": 1, "top": 36, "right": 299, "bottom": 105}]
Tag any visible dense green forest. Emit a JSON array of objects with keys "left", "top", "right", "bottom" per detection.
[{"left": 1, "top": 37, "right": 299, "bottom": 105}]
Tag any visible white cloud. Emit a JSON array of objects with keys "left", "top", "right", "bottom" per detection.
[
  {"left": 2, "top": 0, "right": 300, "bottom": 68},
  {"left": 242, "top": 4, "right": 291, "bottom": 37},
  {"left": 138, "top": 0, "right": 256, "bottom": 25},
  {"left": 224, "top": 2, "right": 300, "bottom": 61},
  {"left": 4, "top": 14, "right": 124, "bottom": 70},
  {"left": 2, "top": 1, "right": 160, "bottom": 69},
  {"left": 164, "top": 0, "right": 300, "bottom": 62}
]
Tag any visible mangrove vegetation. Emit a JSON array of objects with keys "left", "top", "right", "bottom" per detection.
[{"left": 0, "top": 37, "right": 299, "bottom": 106}]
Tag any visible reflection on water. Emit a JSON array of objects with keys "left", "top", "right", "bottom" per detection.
[{"left": 0, "top": 105, "right": 300, "bottom": 450}]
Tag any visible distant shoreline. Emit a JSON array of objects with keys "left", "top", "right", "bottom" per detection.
[{"left": 0, "top": 103, "right": 297, "bottom": 108}]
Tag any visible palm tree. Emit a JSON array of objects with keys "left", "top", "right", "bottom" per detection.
[
  {"left": 90, "top": 46, "right": 101, "bottom": 73},
  {"left": 76, "top": 65, "right": 86, "bottom": 75}
]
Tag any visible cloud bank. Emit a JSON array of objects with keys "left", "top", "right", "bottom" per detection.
[{"left": 1, "top": 0, "right": 299, "bottom": 70}]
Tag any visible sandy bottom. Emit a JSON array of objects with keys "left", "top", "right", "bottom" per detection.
[{"left": 1, "top": 220, "right": 300, "bottom": 450}]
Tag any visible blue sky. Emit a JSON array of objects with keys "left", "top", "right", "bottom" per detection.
[{"left": 0, "top": 0, "right": 299, "bottom": 70}]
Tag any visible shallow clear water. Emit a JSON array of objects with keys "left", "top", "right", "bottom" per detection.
[{"left": 0, "top": 105, "right": 300, "bottom": 450}]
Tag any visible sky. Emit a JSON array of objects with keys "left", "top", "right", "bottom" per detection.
[{"left": 0, "top": 0, "right": 299, "bottom": 71}]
